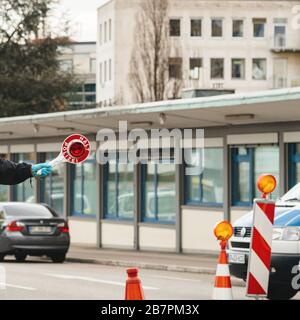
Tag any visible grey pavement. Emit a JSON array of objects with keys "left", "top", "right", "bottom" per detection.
[
  {"left": 66, "top": 245, "right": 247, "bottom": 287},
  {"left": 67, "top": 245, "right": 219, "bottom": 274},
  {"left": 0, "top": 258, "right": 247, "bottom": 300}
]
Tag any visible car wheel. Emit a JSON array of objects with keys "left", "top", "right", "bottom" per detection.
[
  {"left": 50, "top": 253, "right": 66, "bottom": 263},
  {"left": 15, "top": 253, "right": 27, "bottom": 262},
  {"left": 267, "top": 281, "right": 298, "bottom": 300},
  {"left": 0, "top": 254, "right": 5, "bottom": 262}
]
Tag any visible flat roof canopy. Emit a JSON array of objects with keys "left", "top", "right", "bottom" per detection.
[{"left": 0, "top": 87, "right": 300, "bottom": 141}]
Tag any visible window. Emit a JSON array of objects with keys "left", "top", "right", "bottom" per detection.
[
  {"left": 191, "top": 19, "right": 202, "bottom": 37},
  {"left": 252, "top": 58, "right": 267, "bottom": 80},
  {"left": 211, "top": 18, "right": 223, "bottom": 37},
  {"left": 232, "top": 58, "right": 245, "bottom": 79},
  {"left": 274, "top": 25, "right": 286, "bottom": 48},
  {"left": 59, "top": 59, "right": 73, "bottom": 73},
  {"left": 253, "top": 18, "right": 266, "bottom": 37},
  {"left": 71, "top": 153, "right": 97, "bottom": 217},
  {"left": 288, "top": 144, "right": 300, "bottom": 189},
  {"left": 100, "top": 63, "right": 103, "bottom": 84},
  {"left": 210, "top": 58, "right": 224, "bottom": 79},
  {"left": 84, "top": 83, "right": 96, "bottom": 93},
  {"left": 142, "top": 162, "right": 176, "bottom": 223},
  {"left": 109, "top": 59, "right": 112, "bottom": 81},
  {"left": 40, "top": 152, "right": 64, "bottom": 215},
  {"left": 0, "top": 154, "right": 8, "bottom": 202},
  {"left": 109, "top": 19, "right": 112, "bottom": 41},
  {"left": 231, "top": 146, "right": 279, "bottom": 206},
  {"left": 232, "top": 19, "right": 244, "bottom": 37},
  {"left": 0, "top": 185, "right": 8, "bottom": 202},
  {"left": 169, "top": 57, "right": 182, "bottom": 79},
  {"left": 104, "top": 155, "right": 134, "bottom": 220},
  {"left": 99, "top": 24, "right": 102, "bottom": 44},
  {"left": 104, "top": 61, "right": 107, "bottom": 82},
  {"left": 104, "top": 21, "right": 107, "bottom": 42},
  {"left": 189, "top": 58, "right": 202, "bottom": 80},
  {"left": 85, "top": 94, "right": 96, "bottom": 103},
  {"left": 90, "top": 58, "right": 96, "bottom": 74},
  {"left": 169, "top": 19, "right": 181, "bottom": 37},
  {"left": 185, "top": 148, "right": 223, "bottom": 205},
  {"left": 12, "top": 153, "right": 35, "bottom": 203}
]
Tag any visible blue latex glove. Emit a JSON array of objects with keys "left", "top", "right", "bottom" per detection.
[{"left": 31, "top": 163, "right": 53, "bottom": 178}]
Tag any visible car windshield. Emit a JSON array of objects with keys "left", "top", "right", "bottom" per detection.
[
  {"left": 280, "top": 183, "right": 300, "bottom": 202},
  {"left": 4, "top": 204, "right": 53, "bottom": 218}
]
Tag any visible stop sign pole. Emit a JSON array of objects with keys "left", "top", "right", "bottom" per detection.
[{"left": 246, "top": 174, "right": 276, "bottom": 298}]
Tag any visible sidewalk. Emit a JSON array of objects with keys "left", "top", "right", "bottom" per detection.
[
  {"left": 67, "top": 245, "right": 217, "bottom": 273},
  {"left": 66, "top": 245, "right": 245, "bottom": 287}
]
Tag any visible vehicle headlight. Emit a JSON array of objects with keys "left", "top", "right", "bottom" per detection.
[
  {"left": 273, "top": 227, "right": 300, "bottom": 241},
  {"left": 273, "top": 228, "right": 283, "bottom": 240}
]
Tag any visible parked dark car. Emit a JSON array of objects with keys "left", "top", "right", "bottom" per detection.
[{"left": 0, "top": 202, "right": 70, "bottom": 263}]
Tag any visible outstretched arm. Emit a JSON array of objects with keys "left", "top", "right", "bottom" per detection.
[
  {"left": 0, "top": 158, "right": 33, "bottom": 185},
  {"left": 0, "top": 159, "right": 52, "bottom": 185}
]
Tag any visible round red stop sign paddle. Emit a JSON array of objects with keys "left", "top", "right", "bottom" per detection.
[{"left": 61, "top": 134, "right": 91, "bottom": 164}]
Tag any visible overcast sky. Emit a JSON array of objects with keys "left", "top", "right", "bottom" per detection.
[{"left": 56, "top": 0, "right": 106, "bottom": 41}]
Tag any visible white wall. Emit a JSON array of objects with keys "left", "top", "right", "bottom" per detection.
[
  {"left": 139, "top": 226, "right": 176, "bottom": 252},
  {"left": 69, "top": 219, "right": 97, "bottom": 245},
  {"left": 182, "top": 207, "right": 224, "bottom": 253},
  {"left": 101, "top": 222, "right": 134, "bottom": 249}
]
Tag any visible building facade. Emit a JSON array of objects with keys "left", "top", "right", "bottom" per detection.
[
  {"left": 59, "top": 42, "right": 97, "bottom": 109},
  {"left": 96, "top": 0, "right": 300, "bottom": 105},
  {"left": 0, "top": 88, "right": 300, "bottom": 253}
]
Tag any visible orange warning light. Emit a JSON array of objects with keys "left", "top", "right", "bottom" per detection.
[
  {"left": 214, "top": 221, "right": 233, "bottom": 241},
  {"left": 257, "top": 174, "right": 276, "bottom": 196}
]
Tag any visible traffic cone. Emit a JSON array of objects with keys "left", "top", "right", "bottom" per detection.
[
  {"left": 212, "top": 240, "right": 233, "bottom": 300},
  {"left": 125, "top": 268, "right": 145, "bottom": 300}
]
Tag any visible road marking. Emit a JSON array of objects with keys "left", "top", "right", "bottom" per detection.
[
  {"left": 43, "top": 273, "right": 159, "bottom": 290},
  {"left": 0, "top": 283, "right": 36, "bottom": 291},
  {"left": 152, "top": 275, "right": 203, "bottom": 282}
]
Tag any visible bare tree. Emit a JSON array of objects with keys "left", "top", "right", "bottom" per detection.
[{"left": 129, "top": 0, "right": 181, "bottom": 103}]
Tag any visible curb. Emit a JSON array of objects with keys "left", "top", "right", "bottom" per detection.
[{"left": 66, "top": 256, "right": 246, "bottom": 288}]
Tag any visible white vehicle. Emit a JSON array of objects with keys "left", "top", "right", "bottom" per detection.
[{"left": 228, "top": 183, "right": 300, "bottom": 299}]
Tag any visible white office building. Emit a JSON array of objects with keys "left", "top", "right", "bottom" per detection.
[{"left": 97, "top": 0, "right": 300, "bottom": 106}]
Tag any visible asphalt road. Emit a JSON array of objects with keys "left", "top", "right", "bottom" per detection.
[{"left": 0, "top": 256, "right": 298, "bottom": 300}]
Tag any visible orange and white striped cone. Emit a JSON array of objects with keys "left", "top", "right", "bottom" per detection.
[{"left": 212, "top": 240, "right": 233, "bottom": 300}]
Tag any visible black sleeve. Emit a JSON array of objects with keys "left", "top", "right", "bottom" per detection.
[{"left": 0, "top": 159, "right": 33, "bottom": 185}]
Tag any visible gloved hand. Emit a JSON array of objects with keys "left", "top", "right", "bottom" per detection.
[{"left": 31, "top": 163, "right": 53, "bottom": 178}]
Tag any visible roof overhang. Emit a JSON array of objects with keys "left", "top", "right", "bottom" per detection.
[{"left": 0, "top": 87, "right": 300, "bottom": 141}]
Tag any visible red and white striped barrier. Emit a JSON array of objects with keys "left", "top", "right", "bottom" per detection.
[{"left": 246, "top": 199, "right": 275, "bottom": 297}]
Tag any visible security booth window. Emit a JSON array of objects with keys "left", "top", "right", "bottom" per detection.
[
  {"left": 0, "top": 153, "right": 8, "bottom": 201},
  {"left": 70, "top": 152, "right": 97, "bottom": 217},
  {"left": 252, "top": 58, "right": 267, "bottom": 80},
  {"left": 287, "top": 143, "right": 300, "bottom": 189},
  {"left": 12, "top": 153, "right": 35, "bottom": 202},
  {"left": 141, "top": 160, "right": 176, "bottom": 223},
  {"left": 232, "top": 19, "right": 244, "bottom": 37},
  {"left": 39, "top": 152, "right": 64, "bottom": 215},
  {"left": 191, "top": 19, "right": 202, "bottom": 37},
  {"left": 185, "top": 148, "right": 224, "bottom": 206},
  {"left": 232, "top": 58, "right": 245, "bottom": 79},
  {"left": 104, "top": 154, "right": 134, "bottom": 220},
  {"left": 211, "top": 18, "right": 223, "bottom": 37},
  {"left": 253, "top": 18, "right": 266, "bottom": 37},
  {"left": 211, "top": 58, "right": 224, "bottom": 79},
  {"left": 231, "top": 146, "right": 280, "bottom": 206},
  {"left": 169, "top": 19, "right": 181, "bottom": 37}
]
